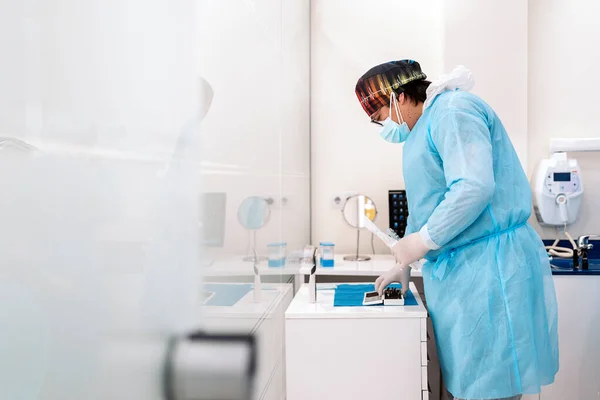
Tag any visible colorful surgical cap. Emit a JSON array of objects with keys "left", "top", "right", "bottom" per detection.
[{"left": 355, "top": 59, "right": 427, "bottom": 116}]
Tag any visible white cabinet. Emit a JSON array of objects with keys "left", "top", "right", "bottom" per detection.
[
  {"left": 202, "top": 283, "right": 293, "bottom": 400},
  {"left": 285, "top": 283, "right": 428, "bottom": 400},
  {"left": 540, "top": 276, "right": 600, "bottom": 400}
]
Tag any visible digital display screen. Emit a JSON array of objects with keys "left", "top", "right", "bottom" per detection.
[
  {"left": 365, "top": 292, "right": 380, "bottom": 298},
  {"left": 553, "top": 172, "right": 571, "bottom": 182}
]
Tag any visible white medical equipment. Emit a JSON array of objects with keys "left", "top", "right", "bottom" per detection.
[
  {"left": 532, "top": 152, "right": 583, "bottom": 227},
  {"left": 533, "top": 137, "right": 600, "bottom": 258}
]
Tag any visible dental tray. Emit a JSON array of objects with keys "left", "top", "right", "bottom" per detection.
[
  {"left": 362, "top": 291, "right": 383, "bottom": 305},
  {"left": 362, "top": 287, "right": 404, "bottom": 306}
]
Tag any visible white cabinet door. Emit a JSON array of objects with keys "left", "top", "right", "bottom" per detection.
[
  {"left": 286, "top": 318, "right": 423, "bottom": 400},
  {"left": 541, "top": 276, "right": 600, "bottom": 400}
]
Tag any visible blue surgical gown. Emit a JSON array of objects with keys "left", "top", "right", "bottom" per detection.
[{"left": 403, "top": 90, "right": 559, "bottom": 399}]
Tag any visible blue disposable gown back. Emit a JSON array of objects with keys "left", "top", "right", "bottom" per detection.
[{"left": 403, "top": 90, "right": 559, "bottom": 399}]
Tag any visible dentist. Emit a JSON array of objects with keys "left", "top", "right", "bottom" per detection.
[{"left": 355, "top": 60, "right": 559, "bottom": 400}]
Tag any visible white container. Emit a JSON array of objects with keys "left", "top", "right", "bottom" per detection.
[{"left": 319, "top": 242, "right": 335, "bottom": 267}]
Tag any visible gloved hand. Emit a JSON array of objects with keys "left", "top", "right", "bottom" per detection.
[
  {"left": 375, "top": 263, "right": 411, "bottom": 295},
  {"left": 391, "top": 232, "right": 429, "bottom": 267},
  {"left": 374, "top": 232, "right": 430, "bottom": 295}
]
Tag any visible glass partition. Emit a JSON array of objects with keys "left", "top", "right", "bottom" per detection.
[
  {"left": 198, "top": 1, "right": 310, "bottom": 399},
  {"left": 0, "top": 0, "right": 310, "bottom": 398}
]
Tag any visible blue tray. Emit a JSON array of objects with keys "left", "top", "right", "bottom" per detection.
[{"left": 333, "top": 284, "right": 418, "bottom": 307}]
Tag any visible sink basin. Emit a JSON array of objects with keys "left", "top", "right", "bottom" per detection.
[{"left": 549, "top": 258, "right": 600, "bottom": 275}]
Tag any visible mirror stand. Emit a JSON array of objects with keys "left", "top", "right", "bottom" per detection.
[
  {"left": 343, "top": 228, "right": 371, "bottom": 262},
  {"left": 243, "top": 230, "right": 268, "bottom": 262},
  {"left": 237, "top": 196, "right": 271, "bottom": 263}
]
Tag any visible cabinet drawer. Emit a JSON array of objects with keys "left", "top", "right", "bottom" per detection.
[{"left": 421, "top": 318, "right": 427, "bottom": 342}]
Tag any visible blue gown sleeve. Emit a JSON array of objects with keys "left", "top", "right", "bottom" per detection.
[
  {"left": 403, "top": 207, "right": 415, "bottom": 236},
  {"left": 422, "top": 108, "right": 495, "bottom": 248}
]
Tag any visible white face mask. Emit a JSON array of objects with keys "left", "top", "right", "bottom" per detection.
[{"left": 379, "top": 93, "right": 410, "bottom": 144}]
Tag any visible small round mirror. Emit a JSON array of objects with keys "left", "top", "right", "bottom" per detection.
[
  {"left": 342, "top": 194, "right": 377, "bottom": 228},
  {"left": 342, "top": 194, "right": 377, "bottom": 262},
  {"left": 237, "top": 196, "right": 271, "bottom": 230}
]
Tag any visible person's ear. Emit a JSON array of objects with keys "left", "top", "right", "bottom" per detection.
[{"left": 398, "top": 92, "right": 406, "bottom": 106}]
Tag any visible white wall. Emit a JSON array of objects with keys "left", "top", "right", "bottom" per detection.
[
  {"left": 443, "top": 0, "right": 528, "bottom": 168},
  {"left": 528, "top": 0, "right": 600, "bottom": 239},
  {"left": 311, "top": 0, "right": 444, "bottom": 254}
]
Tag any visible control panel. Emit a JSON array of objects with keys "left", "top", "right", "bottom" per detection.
[
  {"left": 543, "top": 171, "right": 581, "bottom": 196},
  {"left": 388, "top": 190, "right": 409, "bottom": 238}
]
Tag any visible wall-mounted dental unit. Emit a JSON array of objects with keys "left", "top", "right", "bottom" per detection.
[{"left": 532, "top": 138, "right": 600, "bottom": 258}]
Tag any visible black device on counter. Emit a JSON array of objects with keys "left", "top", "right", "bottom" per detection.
[{"left": 388, "top": 190, "right": 409, "bottom": 238}]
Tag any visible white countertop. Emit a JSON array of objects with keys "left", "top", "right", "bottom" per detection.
[
  {"left": 202, "top": 256, "right": 302, "bottom": 277},
  {"left": 298, "top": 254, "right": 423, "bottom": 277},
  {"left": 286, "top": 282, "right": 427, "bottom": 319},
  {"left": 203, "top": 254, "right": 424, "bottom": 278}
]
